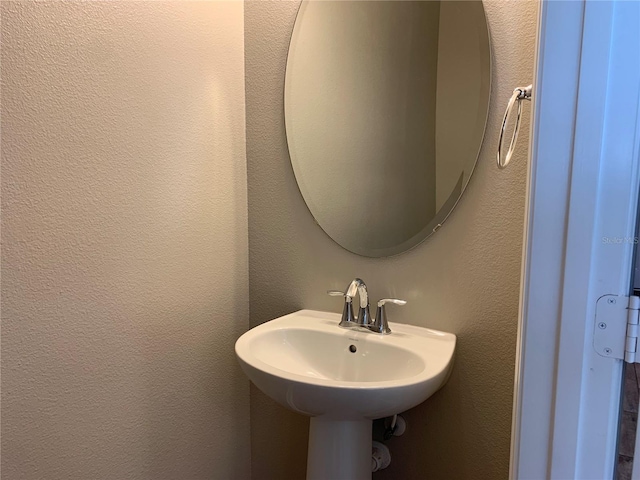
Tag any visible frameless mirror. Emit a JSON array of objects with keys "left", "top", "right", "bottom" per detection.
[{"left": 284, "top": 0, "right": 491, "bottom": 257}]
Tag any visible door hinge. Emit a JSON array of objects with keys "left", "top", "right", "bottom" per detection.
[{"left": 594, "top": 294, "right": 640, "bottom": 363}]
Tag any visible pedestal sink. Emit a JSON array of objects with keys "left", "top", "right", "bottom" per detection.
[{"left": 235, "top": 310, "right": 456, "bottom": 480}]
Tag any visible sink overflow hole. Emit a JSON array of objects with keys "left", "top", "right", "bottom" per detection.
[{"left": 349, "top": 345, "right": 357, "bottom": 353}]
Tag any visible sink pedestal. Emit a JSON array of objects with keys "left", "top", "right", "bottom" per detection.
[
  {"left": 306, "top": 417, "right": 372, "bottom": 480},
  {"left": 236, "top": 310, "right": 457, "bottom": 479}
]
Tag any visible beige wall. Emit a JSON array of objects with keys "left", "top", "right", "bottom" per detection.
[
  {"left": 1, "top": 2, "right": 250, "bottom": 479},
  {"left": 245, "top": 0, "right": 537, "bottom": 478}
]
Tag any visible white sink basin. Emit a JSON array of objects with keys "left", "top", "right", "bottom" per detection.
[
  {"left": 236, "top": 309, "right": 456, "bottom": 480},
  {"left": 235, "top": 309, "right": 456, "bottom": 420}
]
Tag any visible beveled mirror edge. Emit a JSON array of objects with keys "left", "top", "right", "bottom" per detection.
[{"left": 283, "top": 0, "right": 493, "bottom": 258}]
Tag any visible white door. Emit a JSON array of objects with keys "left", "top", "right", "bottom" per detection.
[{"left": 510, "top": 0, "right": 640, "bottom": 478}]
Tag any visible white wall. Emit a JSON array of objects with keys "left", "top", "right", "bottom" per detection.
[{"left": 1, "top": 2, "right": 250, "bottom": 478}]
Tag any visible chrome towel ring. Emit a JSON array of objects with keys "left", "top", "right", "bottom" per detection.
[{"left": 497, "top": 84, "right": 532, "bottom": 169}]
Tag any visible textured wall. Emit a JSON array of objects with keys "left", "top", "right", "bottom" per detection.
[
  {"left": 245, "top": 1, "right": 537, "bottom": 478},
  {"left": 1, "top": 2, "right": 250, "bottom": 479}
]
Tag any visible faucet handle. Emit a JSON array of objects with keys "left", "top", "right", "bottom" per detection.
[
  {"left": 327, "top": 290, "right": 348, "bottom": 297},
  {"left": 378, "top": 298, "right": 407, "bottom": 307},
  {"left": 327, "top": 290, "right": 355, "bottom": 304},
  {"left": 372, "top": 298, "right": 406, "bottom": 334},
  {"left": 327, "top": 290, "right": 357, "bottom": 327}
]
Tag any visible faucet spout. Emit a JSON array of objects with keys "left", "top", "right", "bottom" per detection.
[
  {"left": 345, "top": 278, "right": 371, "bottom": 327},
  {"left": 346, "top": 278, "right": 368, "bottom": 309}
]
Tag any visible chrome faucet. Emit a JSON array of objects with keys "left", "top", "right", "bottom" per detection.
[
  {"left": 328, "top": 279, "right": 405, "bottom": 334},
  {"left": 347, "top": 278, "right": 372, "bottom": 327},
  {"left": 328, "top": 278, "right": 371, "bottom": 328}
]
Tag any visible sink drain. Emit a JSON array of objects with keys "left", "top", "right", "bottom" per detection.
[{"left": 349, "top": 345, "right": 357, "bottom": 353}]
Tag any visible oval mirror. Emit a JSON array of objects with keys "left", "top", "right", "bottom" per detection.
[{"left": 285, "top": 0, "right": 491, "bottom": 257}]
